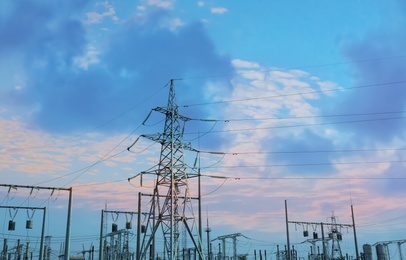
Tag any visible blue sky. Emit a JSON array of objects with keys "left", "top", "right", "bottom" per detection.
[{"left": 1, "top": 0, "right": 406, "bottom": 258}]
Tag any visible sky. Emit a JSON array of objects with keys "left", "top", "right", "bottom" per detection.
[{"left": 1, "top": 0, "right": 406, "bottom": 259}]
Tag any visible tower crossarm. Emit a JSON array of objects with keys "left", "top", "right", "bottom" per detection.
[
  {"left": 140, "top": 133, "right": 193, "bottom": 151},
  {"left": 152, "top": 106, "right": 192, "bottom": 122}
]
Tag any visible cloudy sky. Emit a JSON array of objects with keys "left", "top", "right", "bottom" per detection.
[{"left": 1, "top": 0, "right": 406, "bottom": 258}]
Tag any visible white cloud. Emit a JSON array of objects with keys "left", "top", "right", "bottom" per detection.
[
  {"left": 197, "top": 1, "right": 204, "bottom": 7},
  {"left": 211, "top": 7, "right": 228, "bottom": 14},
  {"left": 14, "top": 85, "right": 23, "bottom": 91},
  {"left": 316, "top": 80, "right": 344, "bottom": 96},
  {"left": 232, "top": 59, "right": 260, "bottom": 69},
  {"left": 196, "top": 59, "right": 406, "bottom": 246},
  {"left": 84, "top": 2, "right": 119, "bottom": 24},
  {"left": 147, "top": 0, "right": 174, "bottom": 9},
  {"left": 73, "top": 46, "right": 100, "bottom": 70},
  {"left": 163, "top": 17, "right": 185, "bottom": 31}
]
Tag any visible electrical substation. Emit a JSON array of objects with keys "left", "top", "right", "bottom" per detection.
[{"left": 2, "top": 80, "right": 406, "bottom": 260}]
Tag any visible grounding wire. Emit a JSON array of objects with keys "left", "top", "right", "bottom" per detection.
[{"left": 180, "top": 79, "right": 406, "bottom": 107}]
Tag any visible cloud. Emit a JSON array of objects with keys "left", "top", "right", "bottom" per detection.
[
  {"left": 232, "top": 59, "right": 260, "bottom": 69},
  {"left": 147, "top": 0, "right": 174, "bottom": 9},
  {"left": 211, "top": 7, "right": 228, "bottom": 14},
  {"left": 161, "top": 17, "right": 185, "bottom": 31},
  {"left": 199, "top": 58, "right": 406, "bottom": 213},
  {"left": 84, "top": 1, "right": 118, "bottom": 24},
  {"left": 0, "top": 1, "right": 87, "bottom": 58},
  {"left": 73, "top": 45, "right": 100, "bottom": 69},
  {"left": 0, "top": 2, "right": 234, "bottom": 134},
  {"left": 137, "top": 5, "right": 146, "bottom": 11},
  {"left": 337, "top": 21, "right": 406, "bottom": 144},
  {"left": 195, "top": 60, "right": 345, "bottom": 180}
]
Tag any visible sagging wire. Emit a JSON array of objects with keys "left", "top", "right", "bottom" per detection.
[
  {"left": 29, "top": 188, "right": 39, "bottom": 199},
  {"left": 41, "top": 109, "right": 146, "bottom": 187},
  {"left": 33, "top": 149, "right": 127, "bottom": 186},
  {"left": 183, "top": 121, "right": 218, "bottom": 142},
  {"left": 50, "top": 189, "right": 59, "bottom": 203},
  {"left": 0, "top": 186, "right": 17, "bottom": 206},
  {"left": 141, "top": 110, "right": 165, "bottom": 127},
  {"left": 9, "top": 207, "right": 18, "bottom": 221},
  {"left": 127, "top": 138, "right": 157, "bottom": 154},
  {"left": 201, "top": 177, "right": 228, "bottom": 196},
  {"left": 27, "top": 208, "right": 35, "bottom": 220},
  {"left": 62, "top": 148, "right": 128, "bottom": 187},
  {"left": 125, "top": 213, "right": 134, "bottom": 224},
  {"left": 201, "top": 152, "right": 226, "bottom": 169},
  {"left": 111, "top": 212, "right": 119, "bottom": 223},
  {"left": 26, "top": 187, "right": 40, "bottom": 209},
  {"left": 35, "top": 188, "right": 60, "bottom": 209}
]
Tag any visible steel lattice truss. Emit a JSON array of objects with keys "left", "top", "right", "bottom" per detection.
[{"left": 133, "top": 80, "right": 204, "bottom": 260}]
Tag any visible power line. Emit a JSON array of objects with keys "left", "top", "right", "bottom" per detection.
[
  {"left": 3, "top": 81, "right": 170, "bottom": 152},
  {"left": 199, "top": 159, "right": 406, "bottom": 169},
  {"left": 180, "top": 80, "right": 406, "bottom": 107},
  {"left": 184, "top": 115, "right": 406, "bottom": 135},
  {"left": 32, "top": 149, "right": 126, "bottom": 186},
  {"left": 200, "top": 175, "right": 406, "bottom": 181},
  {"left": 197, "top": 147, "right": 406, "bottom": 155},
  {"left": 177, "top": 55, "right": 406, "bottom": 81},
  {"left": 186, "top": 110, "right": 406, "bottom": 123}
]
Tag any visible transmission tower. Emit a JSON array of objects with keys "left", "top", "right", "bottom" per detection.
[{"left": 129, "top": 79, "right": 204, "bottom": 260}]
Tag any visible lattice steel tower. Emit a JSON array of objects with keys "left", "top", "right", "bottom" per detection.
[{"left": 130, "top": 79, "right": 204, "bottom": 260}]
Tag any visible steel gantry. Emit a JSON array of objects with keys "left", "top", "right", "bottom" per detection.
[
  {"left": 0, "top": 184, "right": 72, "bottom": 260},
  {"left": 212, "top": 233, "right": 246, "bottom": 260}
]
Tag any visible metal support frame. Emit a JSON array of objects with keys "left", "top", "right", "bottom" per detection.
[
  {"left": 99, "top": 209, "right": 139, "bottom": 260},
  {"left": 0, "top": 184, "right": 72, "bottom": 260},
  {"left": 285, "top": 201, "right": 359, "bottom": 260},
  {"left": 0, "top": 206, "right": 46, "bottom": 259},
  {"left": 212, "top": 233, "right": 246, "bottom": 260}
]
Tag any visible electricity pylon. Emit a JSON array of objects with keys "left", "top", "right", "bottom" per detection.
[{"left": 129, "top": 79, "right": 204, "bottom": 260}]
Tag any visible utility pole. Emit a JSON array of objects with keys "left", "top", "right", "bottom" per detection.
[{"left": 128, "top": 79, "right": 204, "bottom": 260}]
